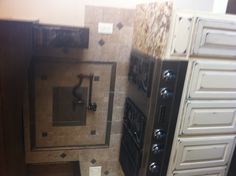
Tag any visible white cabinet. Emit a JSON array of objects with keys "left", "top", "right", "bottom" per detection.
[
  {"left": 188, "top": 60, "right": 236, "bottom": 99},
  {"left": 167, "top": 12, "right": 236, "bottom": 176},
  {"left": 174, "top": 136, "right": 235, "bottom": 170},
  {"left": 170, "top": 14, "right": 193, "bottom": 56},
  {"left": 191, "top": 18, "right": 236, "bottom": 58},
  {"left": 173, "top": 166, "right": 226, "bottom": 176},
  {"left": 180, "top": 101, "right": 236, "bottom": 135}
]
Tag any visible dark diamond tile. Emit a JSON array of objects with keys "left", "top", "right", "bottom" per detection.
[
  {"left": 104, "top": 170, "right": 109, "bottom": 175},
  {"left": 94, "top": 76, "right": 100, "bottom": 81},
  {"left": 98, "top": 39, "right": 105, "bottom": 46},
  {"left": 90, "top": 130, "right": 96, "bottom": 135},
  {"left": 90, "top": 159, "right": 96, "bottom": 164},
  {"left": 42, "top": 132, "right": 48, "bottom": 137},
  {"left": 60, "top": 153, "right": 67, "bottom": 158},
  {"left": 41, "top": 75, "right": 48, "bottom": 80},
  {"left": 116, "top": 22, "right": 124, "bottom": 30}
]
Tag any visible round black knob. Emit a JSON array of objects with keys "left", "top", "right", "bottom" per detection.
[
  {"left": 152, "top": 144, "right": 163, "bottom": 154},
  {"left": 149, "top": 162, "right": 159, "bottom": 173},
  {"left": 162, "top": 70, "right": 176, "bottom": 81},
  {"left": 160, "top": 88, "right": 173, "bottom": 99},
  {"left": 154, "top": 129, "right": 166, "bottom": 141}
]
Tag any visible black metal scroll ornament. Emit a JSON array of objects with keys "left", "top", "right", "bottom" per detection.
[{"left": 72, "top": 73, "right": 97, "bottom": 111}]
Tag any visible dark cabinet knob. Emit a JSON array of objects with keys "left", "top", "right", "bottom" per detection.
[
  {"left": 162, "top": 70, "right": 176, "bottom": 81},
  {"left": 149, "top": 162, "right": 159, "bottom": 173},
  {"left": 160, "top": 88, "right": 173, "bottom": 99},
  {"left": 152, "top": 144, "right": 164, "bottom": 154},
  {"left": 154, "top": 129, "right": 166, "bottom": 141}
]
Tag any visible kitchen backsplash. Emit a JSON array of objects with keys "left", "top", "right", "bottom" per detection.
[{"left": 24, "top": 5, "right": 134, "bottom": 176}]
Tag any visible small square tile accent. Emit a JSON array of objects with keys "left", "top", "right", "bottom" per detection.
[
  {"left": 104, "top": 170, "right": 110, "bottom": 175},
  {"left": 42, "top": 132, "right": 48, "bottom": 137},
  {"left": 94, "top": 76, "right": 100, "bottom": 81},
  {"left": 41, "top": 75, "right": 48, "bottom": 80},
  {"left": 90, "top": 130, "right": 96, "bottom": 135},
  {"left": 116, "top": 22, "right": 124, "bottom": 30},
  {"left": 90, "top": 159, "right": 96, "bottom": 164},
  {"left": 98, "top": 39, "right": 105, "bottom": 46},
  {"left": 60, "top": 153, "right": 67, "bottom": 158}
]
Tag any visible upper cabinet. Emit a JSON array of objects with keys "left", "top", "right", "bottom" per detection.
[
  {"left": 167, "top": 12, "right": 236, "bottom": 60},
  {"left": 191, "top": 18, "right": 236, "bottom": 58},
  {"left": 169, "top": 14, "right": 193, "bottom": 57}
]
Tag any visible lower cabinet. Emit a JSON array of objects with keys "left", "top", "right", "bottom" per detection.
[
  {"left": 173, "top": 166, "right": 226, "bottom": 176},
  {"left": 180, "top": 100, "right": 236, "bottom": 135},
  {"left": 173, "top": 136, "right": 235, "bottom": 170},
  {"left": 167, "top": 58, "right": 236, "bottom": 175}
]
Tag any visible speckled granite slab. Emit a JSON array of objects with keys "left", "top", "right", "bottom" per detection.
[{"left": 132, "top": 0, "right": 173, "bottom": 59}]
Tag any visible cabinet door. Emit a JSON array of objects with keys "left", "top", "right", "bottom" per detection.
[
  {"left": 0, "top": 20, "right": 33, "bottom": 176},
  {"left": 173, "top": 166, "right": 226, "bottom": 176},
  {"left": 170, "top": 14, "right": 193, "bottom": 56},
  {"left": 174, "top": 136, "right": 235, "bottom": 170},
  {"left": 192, "top": 18, "right": 236, "bottom": 58},
  {"left": 188, "top": 60, "right": 236, "bottom": 99},
  {"left": 181, "top": 100, "right": 236, "bottom": 135}
]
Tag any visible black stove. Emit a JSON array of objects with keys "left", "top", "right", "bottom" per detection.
[{"left": 119, "top": 50, "right": 188, "bottom": 176}]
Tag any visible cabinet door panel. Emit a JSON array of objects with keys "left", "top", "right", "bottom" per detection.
[
  {"left": 170, "top": 15, "right": 193, "bottom": 56},
  {"left": 0, "top": 20, "right": 33, "bottom": 176},
  {"left": 188, "top": 60, "right": 236, "bottom": 99},
  {"left": 192, "top": 18, "right": 236, "bottom": 58},
  {"left": 181, "top": 101, "right": 236, "bottom": 135},
  {"left": 173, "top": 166, "right": 226, "bottom": 176},
  {"left": 174, "top": 136, "right": 235, "bottom": 170}
]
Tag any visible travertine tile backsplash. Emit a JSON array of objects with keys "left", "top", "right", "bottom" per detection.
[{"left": 25, "top": 5, "right": 134, "bottom": 176}]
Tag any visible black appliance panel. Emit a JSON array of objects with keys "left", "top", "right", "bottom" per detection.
[
  {"left": 123, "top": 98, "right": 146, "bottom": 148},
  {"left": 147, "top": 61, "right": 188, "bottom": 176},
  {"left": 120, "top": 98, "right": 146, "bottom": 176},
  {"left": 128, "top": 50, "right": 154, "bottom": 97}
]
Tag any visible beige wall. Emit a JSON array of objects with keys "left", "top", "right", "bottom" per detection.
[
  {"left": 0, "top": 0, "right": 226, "bottom": 27},
  {"left": 0, "top": 0, "right": 139, "bottom": 26}
]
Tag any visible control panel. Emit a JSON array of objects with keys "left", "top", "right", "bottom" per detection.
[{"left": 147, "top": 61, "right": 188, "bottom": 176}]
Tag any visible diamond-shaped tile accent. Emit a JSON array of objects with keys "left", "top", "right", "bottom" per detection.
[
  {"left": 94, "top": 76, "right": 100, "bottom": 81},
  {"left": 116, "top": 22, "right": 124, "bottom": 30},
  {"left": 90, "top": 130, "right": 96, "bottom": 135},
  {"left": 42, "top": 132, "right": 48, "bottom": 137},
  {"left": 41, "top": 75, "right": 48, "bottom": 80},
  {"left": 60, "top": 153, "right": 67, "bottom": 158},
  {"left": 104, "top": 170, "right": 110, "bottom": 175},
  {"left": 90, "top": 159, "right": 97, "bottom": 164},
  {"left": 98, "top": 39, "right": 105, "bottom": 46}
]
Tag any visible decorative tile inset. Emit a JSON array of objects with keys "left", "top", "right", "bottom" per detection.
[
  {"left": 41, "top": 75, "right": 48, "bottom": 80},
  {"left": 104, "top": 170, "right": 110, "bottom": 175},
  {"left": 116, "top": 22, "right": 124, "bottom": 30},
  {"left": 90, "top": 130, "right": 96, "bottom": 135},
  {"left": 98, "top": 39, "right": 105, "bottom": 46},
  {"left": 60, "top": 153, "right": 67, "bottom": 158},
  {"left": 94, "top": 76, "right": 100, "bottom": 81},
  {"left": 42, "top": 132, "right": 48, "bottom": 137},
  {"left": 90, "top": 159, "right": 97, "bottom": 164}
]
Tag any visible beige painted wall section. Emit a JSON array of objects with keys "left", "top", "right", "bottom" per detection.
[
  {"left": 0, "top": 0, "right": 224, "bottom": 27},
  {"left": 0, "top": 0, "right": 86, "bottom": 26},
  {"left": 0, "top": 0, "right": 140, "bottom": 26}
]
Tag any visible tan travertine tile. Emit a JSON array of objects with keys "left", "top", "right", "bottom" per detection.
[
  {"left": 25, "top": 6, "right": 135, "bottom": 165},
  {"left": 85, "top": 6, "right": 103, "bottom": 24},
  {"left": 111, "top": 121, "right": 123, "bottom": 134},
  {"left": 103, "top": 7, "right": 122, "bottom": 24}
]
